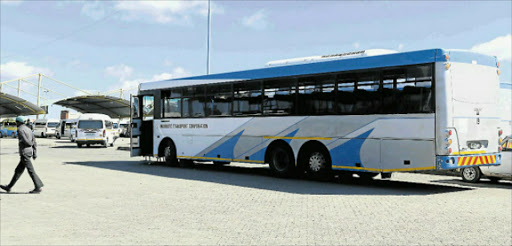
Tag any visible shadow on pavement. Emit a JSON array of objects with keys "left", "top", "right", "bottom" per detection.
[
  {"left": 63, "top": 160, "right": 473, "bottom": 196},
  {"left": 431, "top": 179, "right": 512, "bottom": 189}
]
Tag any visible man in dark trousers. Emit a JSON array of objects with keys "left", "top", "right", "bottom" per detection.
[{"left": 0, "top": 116, "right": 44, "bottom": 193}]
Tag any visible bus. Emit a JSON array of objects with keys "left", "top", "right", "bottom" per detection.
[
  {"left": 130, "top": 48, "right": 503, "bottom": 179},
  {"left": 0, "top": 119, "right": 18, "bottom": 138}
]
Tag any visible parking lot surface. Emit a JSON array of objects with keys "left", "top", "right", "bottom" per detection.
[{"left": 1, "top": 137, "right": 511, "bottom": 245}]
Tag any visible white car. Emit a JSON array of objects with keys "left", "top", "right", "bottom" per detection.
[{"left": 461, "top": 151, "right": 512, "bottom": 183}]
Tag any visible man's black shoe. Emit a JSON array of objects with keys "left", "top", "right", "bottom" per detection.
[
  {"left": 0, "top": 185, "right": 11, "bottom": 193},
  {"left": 29, "top": 188, "right": 42, "bottom": 194}
]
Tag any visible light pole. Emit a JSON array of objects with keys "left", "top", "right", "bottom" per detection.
[{"left": 207, "top": 0, "right": 211, "bottom": 75}]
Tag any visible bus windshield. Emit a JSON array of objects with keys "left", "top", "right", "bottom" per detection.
[
  {"left": 47, "top": 122, "right": 58, "bottom": 127},
  {"left": 78, "top": 120, "right": 103, "bottom": 129}
]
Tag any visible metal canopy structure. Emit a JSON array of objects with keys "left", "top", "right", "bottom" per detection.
[
  {"left": 0, "top": 92, "right": 46, "bottom": 117},
  {"left": 54, "top": 95, "right": 130, "bottom": 118}
]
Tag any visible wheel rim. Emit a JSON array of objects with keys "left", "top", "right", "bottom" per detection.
[
  {"left": 272, "top": 149, "right": 289, "bottom": 172},
  {"left": 164, "top": 146, "right": 171, "bottom": 160},
  {"left": 309, "top": 152, "right": 326, "bottom": 172},
  {"left": 463, "top": 168, "right": 476, "bottom": 180}
]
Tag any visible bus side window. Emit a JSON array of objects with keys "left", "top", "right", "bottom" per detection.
[
  {"left": 298, "top": 75, "right": 336, "bottom": 115},
  {"left": 162, "top": 89, "right": 182, "bottom": 118},
  {"left": 206, "top": 83, "right": 232, "bottom": 116},
  {"left": 234, "top": 81, "right": 262, "bottom": 116},
  {"left": 263, "top": 78, "right": 296, "bottom": 115},
  {"left": 182, "top": 86, "right": 205, "bottom": 118}
]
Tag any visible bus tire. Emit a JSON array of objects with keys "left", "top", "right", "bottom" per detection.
[
  {"left": 77, "top": 143, "right": 82, "bottom": 148},
  {"left": 299, "top": 144, "right": 332, "bottom": 180},
  {"left": 267, "top": 143, "right": 295, "bottom": 178},
  {"left": 0, "top": 132, "right": 3, "bottom": 138},
  {"left": 162, "top": 142, "right": 178, "bottom": 166},
  {"left": 461, "top": 167, "right": 481, "bottom": 183},
  {"left": 11, "top": 132, "right": 16, "bottom": 138}
]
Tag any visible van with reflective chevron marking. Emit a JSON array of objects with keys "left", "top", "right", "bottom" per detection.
[
  {"left": 76, "top": 113, "right": 116, "bottom": 148},
  {"left": 131, "top": 48, "right": 503, "bottom": 180}
]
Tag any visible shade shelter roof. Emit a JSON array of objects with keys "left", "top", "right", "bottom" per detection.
[
  {"left": 0, "top": 92, "right": 45, "bottom": 117},
  {"left": 54, "top": 95, "right": 130, "bottom": 118}
]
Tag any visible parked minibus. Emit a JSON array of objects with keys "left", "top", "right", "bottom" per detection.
[
  {"left": 76, "top": 113, "right": 116, "bottom": 148},
  {"left": 33, "top": 118, "right": 59, "bottom": 138}
]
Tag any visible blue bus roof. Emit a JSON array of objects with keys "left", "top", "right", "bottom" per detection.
[{"left": 140, "top": 48, "right": 498, "bottom": 91}]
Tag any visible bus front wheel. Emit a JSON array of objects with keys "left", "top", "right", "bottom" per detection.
[
  {"left": 268, "top": 144, "right": 295, "bottom": 178},
  {"left": 162, "top": 142, "right": 178, "bottom": 166}
]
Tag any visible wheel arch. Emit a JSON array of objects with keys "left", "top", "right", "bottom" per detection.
[
  {"left": 158, "top": 137, "right": 177, "bottom": 157},
  {"left": 264, "top": 139, "right": 295, "bottom": 164},
  {"left": 297, "top": 140, "right": 332, "bottom": 169}
]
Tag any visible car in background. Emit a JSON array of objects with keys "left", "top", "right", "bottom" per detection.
[
  {"left": 0, "top": 119, "right": 18, "bottom": 138},
  {"left": 461, "top": 148, "right": 511, "bottom": 183}
]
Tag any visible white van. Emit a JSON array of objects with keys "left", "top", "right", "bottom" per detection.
[
  {"left": 33, "top": 118, "right": 59, "bottom": 138},
  {"left": 56, "top": 119, "right": 78, "bottom": 140},
  {"left": 76, "top": 113, "right": 116, "bottom": 148}
]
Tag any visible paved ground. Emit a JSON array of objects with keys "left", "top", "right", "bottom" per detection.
[{"left": 1, "top": 137, "right": 511, "bottom": 245}]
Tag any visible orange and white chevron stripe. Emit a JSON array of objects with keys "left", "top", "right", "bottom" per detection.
[{"left": 457, "top": 155, "right": 496, "bottom": 166}]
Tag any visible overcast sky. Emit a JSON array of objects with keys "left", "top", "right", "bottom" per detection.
[{"left": 1, "top": 0, "right": 511, "bottom": 118}]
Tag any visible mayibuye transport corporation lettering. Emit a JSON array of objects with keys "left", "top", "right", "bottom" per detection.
[{"left": 160, "top": 124, "right": 209, "bottom": 129}]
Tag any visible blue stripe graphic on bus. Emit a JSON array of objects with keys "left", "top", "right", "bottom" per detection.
[
  {"left": 249, "top": 147, "right": 266, "bottom": 162},
  {"left": 329, "top": 129, "right": 374, "bottom": 167},
  {"left": 246, "top": 129, "right": 300, "bottom": 162},
  {"left": 204, "top": 130, "right": 245, "bottom": 159},
  {"left": 283, "top": 129, "right": 299, "bottom": 144}
]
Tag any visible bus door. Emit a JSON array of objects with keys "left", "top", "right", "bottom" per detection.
[
  {"left": 130, "top": 95, "right": 142, "bottom": 157},
  {"left": 130, "top": 95, "right": 155, "bottom": 157}
]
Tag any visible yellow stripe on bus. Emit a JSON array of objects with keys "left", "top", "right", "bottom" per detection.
[
  {"left": 331, "top": 165, "right": 436, "bottom": 172},
  {"left": 452, "top": 150, "right": 486, "bottom": 155}
]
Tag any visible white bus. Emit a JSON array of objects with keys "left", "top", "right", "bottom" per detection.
[{"left": 131, "top": 48, "right": 503, "bottom": 179}]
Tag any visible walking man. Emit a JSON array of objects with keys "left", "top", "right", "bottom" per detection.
[{"left": 0, "top": 116, "right": 44, "bottom": 193}]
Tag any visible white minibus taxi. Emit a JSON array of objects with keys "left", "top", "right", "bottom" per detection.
[
  {"left": 56, "top": 119, "right": 78, "bottom": 140},
  {"left": 33, "top": 118, "right": 59, "bottom": 138},
  {"left": 76, "top": 114, "right": 116, "bottom": 148}
]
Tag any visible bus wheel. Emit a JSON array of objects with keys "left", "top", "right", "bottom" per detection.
[
  {"left": 0, "top": 132, "right": 3, "bottom": 138},
  {"left": 163, "top": 142, "right": 178, "bottom": 166},
  {"left": 86, "top": 144, "right": 91, "bottom": 147},
  {"left": 303, "top": 149, "right": 331, "bottom": 180},
  {"left": 268, "top": 144, "right": 295, "bottom": 178},
  {"left": 41, "top": 132, "right": 45, "bottom": 138},
  {"left": 11, "top": 132, "right": 16, "bottom": 138},
  {"left": 461, "top": 167, "right": 481, "bottom": 183},
  {"left": 77, "top": 144, "right": 82, "bottom": 148}
]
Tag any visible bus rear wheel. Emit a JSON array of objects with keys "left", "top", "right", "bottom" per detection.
[
  {"left": 11, "top": 132, "right": 16, "bottom": 138},
  {"left": 302, "top": 148, "right": 332, "bottom": 180},
  {"left": 268, "top": 144, "right": 295, "bottom": 178}
]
